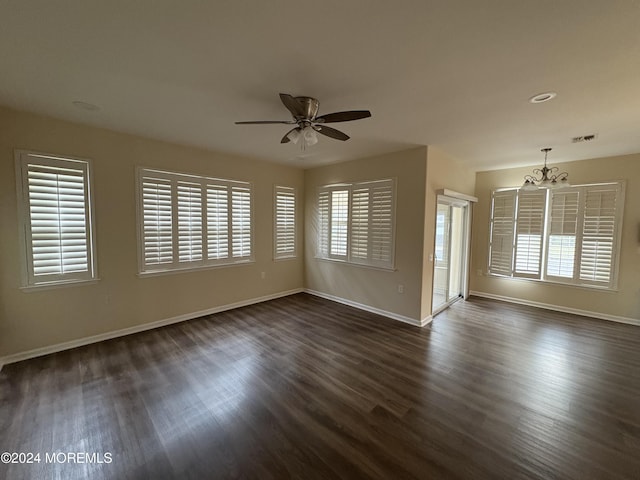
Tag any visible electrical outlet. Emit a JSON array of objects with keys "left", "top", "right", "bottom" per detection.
[
  {"left": 261, "top": 271, "right": 266, "bottom": 279},
  {"left": 398, "top": 284, "right": 404, "bottom": 294},
  {"left": 477, "top": 269, "right": 483, "bottom": 276}
]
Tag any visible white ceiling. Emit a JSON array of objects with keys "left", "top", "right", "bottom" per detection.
[{"left": 1, "top": 1, "right": 640, "bottom": 170}]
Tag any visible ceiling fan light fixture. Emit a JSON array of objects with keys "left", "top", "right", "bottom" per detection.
[
  {"left": 302, "top": 126, "right": 318, "bottom": 146},
  {"left": 287, "top": 128, "right": 302, "bottom": 144}
]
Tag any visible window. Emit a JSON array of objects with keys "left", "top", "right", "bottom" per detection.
[
  {"left": 488, "top": 182, "right": 625, "bottom": 289},
  {"left": 138, "top": 168, "right": 253, "bottom": 273},
  {"left": 274, "top": 186, "right": 296, "bottom": 259},
  {"left": 15, "top": 150, "right": 97, "bottom": 287},
  {"left": 317, "top": 178, "right": 396, "bottom": 269}
]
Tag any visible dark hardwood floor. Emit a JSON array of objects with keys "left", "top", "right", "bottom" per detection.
[{"left": 1, "top": 293, "right": 639, "bottom": 479}]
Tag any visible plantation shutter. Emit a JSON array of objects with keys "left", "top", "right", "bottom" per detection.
[
  {"left": 546, "top": 190, "right": 579, "bottom": 279},
  {"left": 317, "top": 190, "right": 330, "bottom": 257},
  {"left": 142, "top": 176, "right": 174, "bottom": 267},
  {"left": 488, "top": 190, "right": 516, "bottom": 276},
  {"left": 139, "top": 169, "right": 252, "bottom": 272},
  {"left": 206, "top": 184, "right": 229, "bottom": 260},
  {"left": 370, "top": 180, "right": 394, "bottom": 267},
  {"left": 350, "top": 186, "right": 369, "bottom": 261},
  {"left": 318, "top": 179, "right": 396, "bottom": 268},
  {"left": 579, "top": 185, "right": 619, "bottom": 286},
  {"left": 177, "top": 182, "right": 203, "bottom": 263},
  {"left": 25, "top": 160, "right": 92, "bottom": 283},
  {"left": 514, "top": 190, "right": 546, "bottom": 277},
  {"left": 231, "top": 185, "right": 252, "bottom": 258},
  {"left": 274, "top": 186, "right": 296, "bottom": 259},
  {"left": 330, "top": 190, "right": 349, "bottom": 258}
]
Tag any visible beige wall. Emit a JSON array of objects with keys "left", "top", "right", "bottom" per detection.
[
  {"left": 304, "top": 148, "right": 428, "bottom": 322},
  {"left": 8, "top": 102, "right": 633, "bottom": 361},
  {"left": 470, "top": 153, "right": 640, "bottom": 321},
  {"left": 0, "top": 106, "right": 305, "bottom": 357},
  {"left": 420, "top": 147, "right": 477, "bottom": 319}
]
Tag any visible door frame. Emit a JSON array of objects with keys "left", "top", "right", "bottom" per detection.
[{"left": 431, "top": 189, "right": 477, "bottom": 316}]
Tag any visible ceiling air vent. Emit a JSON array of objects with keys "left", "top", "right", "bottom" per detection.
[{"left": 572, "top": 133, "right": 598, "bottom": 143}]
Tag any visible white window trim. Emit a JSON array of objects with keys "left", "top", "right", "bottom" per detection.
[
  {"left": 15, "top": 150, "right": 98, "bottom": 289},
  {"left": 135, "top": 167, "right": 254, "bottom": 275},
  {"left": 273, "top": 185, "right": 297, "bottom": 260},
  {"left": 316, "top": 178, "right": 397, "bottom": 271},
  {"left": 487, "top": 181, "right": 625, "bottom": 291}
]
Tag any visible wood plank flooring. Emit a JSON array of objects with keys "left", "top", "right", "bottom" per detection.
[{"left": 1, "top": 293, "right": 639, "bottom": 479}]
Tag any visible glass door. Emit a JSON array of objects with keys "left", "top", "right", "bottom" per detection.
[
  {"left": 433, "top": 203, "right": 451, "bottom": 311},
  {"left": 432, "top": 196, "right": 470, "bottom": 315}
]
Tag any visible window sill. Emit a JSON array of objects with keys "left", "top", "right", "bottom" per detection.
[
  {"left": 315, "top": 256, "right": 396, "bottom": 272},
  {"left": 21, "top": 278, "right": 100, "bottom": 293},
  {"left": 274, "top": 255, "right": 297, "bottom": 262},
  {"left": 486, "top": 273, "right": 618, "bottom": 293},
  {"left": 138, "top": 259, "right": 255, "bottom": 277}
]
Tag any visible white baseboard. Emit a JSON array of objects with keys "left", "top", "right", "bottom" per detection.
[
  {"left": 469, "top": 290, "right": 640, "bottom": 327},
  {"left": 0, "top": 288, "right": 304, "bottom": 370},
  {"left": 304, "top": 289, "right": 430, "bottom": 327}
]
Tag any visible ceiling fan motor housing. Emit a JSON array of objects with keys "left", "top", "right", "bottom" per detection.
[{"left": 294, "top": 97, "right": 320, "bottom": 120}]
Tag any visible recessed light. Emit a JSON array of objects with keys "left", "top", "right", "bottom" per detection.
[
  {"left": 529, "top": 92, "right": 557, "bottom": 104},
  {"left": 72, "top": 101, "right": 100, "bottom": 111}
]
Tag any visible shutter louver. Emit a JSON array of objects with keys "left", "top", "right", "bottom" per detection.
[
  {"left": 318, "top": 190, "right": 329, "bottom": 257},
  {"left": 514, "top": 190, "right": 546, "bottom": 276},
  {"left": 143, "top": 177, "right": 173, "bottom": 266},
  {"left": 275, "top": 186, "right": 296, "bottom": 258},
  {"left": 231, "top": 186, "right": 251, "bottom": 258},
  {"left": 27, "top": 165, "right": 88, "bottom": 276},
  {"left": 546, "top": 191, "right": 579, "bottom": 278},
  {"left": 177, "top": 182, "right": 203, "bottom": 263},
  {"left": 579, "top": 186, "right": 618, "bottom": 284},
  {"left": 350, "top": 187, "right": 369, "bottom": 260},
  {"left": 370, "top": 180, "right": 394, "bottom": 266},
  {"left": 206, "top": 184, "right": 229, "bottom": 260},
  {"left": 330, "top": 190, "right": 349, "bottom": 257},
  {"left": 489, "top": 190, "right": 516, "bottom": 276}
]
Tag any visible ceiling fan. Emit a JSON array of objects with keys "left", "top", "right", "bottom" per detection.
[{"left": 235, "top": 93, "right": 371, "bottom": 146}]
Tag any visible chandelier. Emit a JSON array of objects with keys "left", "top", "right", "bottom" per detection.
[{"left": 522, "top": 148, "right": 569, "bottom": 190}]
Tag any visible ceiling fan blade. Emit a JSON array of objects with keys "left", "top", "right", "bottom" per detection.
[
  {"left": 279, "top": 93, "right": 306, "bottom": 118},
  {"left": 280, "top": 127, "right": 301, "bottom": 144},
  {"left": 235, "top": 120, "right": 296, "bottom": 124},
  {"left": 315, "top": 110, "right": 371, "bottom": 123},
  {"left": 315, "top": 125, "right": 350, "bottom": 141}
]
